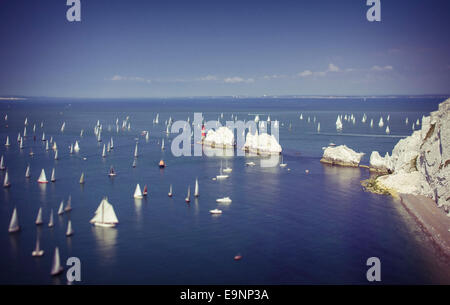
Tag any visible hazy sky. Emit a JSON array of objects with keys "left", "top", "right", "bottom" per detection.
[{"left": 0, "top": 0, "right": 449, "bottom": 97}]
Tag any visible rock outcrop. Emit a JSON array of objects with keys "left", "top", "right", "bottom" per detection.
[
  {"left": 203, "top": 127, "right": 235, "bottom": 148},
  {"left": 369, "top": 98, "right": 450, "bottom": 208},
  {"left": 243, "top": 132, "right": 282, "bottom": 155},
  {"left": 320, "top": 145, "right": 364, "bottom": 167}
]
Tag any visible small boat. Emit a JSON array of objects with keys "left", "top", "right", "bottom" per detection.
[
  {"left": 54, "top": 150, "right": 59, "bottom": 160},
  {"left": 58, "top": 201, "right": 64, "bottom": 215},
  {"left": 194, "top": 178, "right": 199, "bottom": 197},
  {"left": 132, "top": 159, "right": 137, "bottom": 168},
  {"left": 3, "top": 170, "right": 11, "bottom": 188},
  {"left": 134, "top": 184, "right": 143, "bottom": 199},
  {"left": 336, "top": 115, "right": 343, "bottom": 131},
  {"left": 64, "top": 196, "right": 72, "bottom": 212},
  {"left": 385, "top": 126, "right": 390, "bottom": 134},
  {"left": 245, "top": 161, "right": 256, "bottom": 167},
  {"left": 328, "top": 143, "right": 337, "bottom": 147},
  {"left": 74, "top": 140, "right": 80, "bottom": 152},
  {"left": 102, "top": 144, "right": 106, "bottom": 158},
  {"left": 50, "top": 247, "right": 64, "bottom": 276},
  {"left": 66, "top": 220, "right": 74, "bottom": 236},
  {"left": 5, "top": 136, "right": 10, "bottom": 147},
  {"left": 143, "top": 185, "right": 148, "bottom": 196},
  {"left": 8, "top": 208, "right": 20, "bottom": 233},
  {"left": 35, "top": 207, "right": 43, "bottom": 225},
  {"left": 234, "top": 254, "right": 242, "bottom": 261},
  {"left": 79, "top": 172, "right": 85, "bottom": 184},
  {"left": 90, "top": 197, "right": 119, "bottom": 227},
  {"left": 48, "top": 209, "right": 54, "bottom": 227},
  {"left": 209, "top": 209, "right": 222, "bottom": 214},
  {"left": 216, "top": 161, "right": 229, "bottom": 179},
  {"left": 32, "top": 235, "right": 44, "bottom": 257},
  {"left": 41, "top": 132, "right": 46, "bottom": 141},
  {"left": 185, "top": 185, "right": 191, "bottom": 203},
  {"left": 317, "top": 122, "right": 321, "bottom": 133},
  {"left": 168, "top": 184, "right": 173, "bottom": 197},
  {"left": 29, "top": 149, "right": 34, "bottom": 156},
  {"left": 159, "top": 160, "right": 166, "bottom": 168},
  {"left": 161, "top": 139, "right": 165, "bottom": 150},
  {"left": 216, "top": 197, "right": 232, "bottom": 203},
  {"left": 223, "top": 160, "right": 232, "bottom": 173},
  {"left": 108, "top": 166, "right": 116, "bottom": 177},
  {"left": 109, "top": 137, "right": 114, "bottom": 149},
  {"left": 378, "top": 116, "right": 384, "bottom": 128},
  {"left": 38, "top": 169, "right": 48, "bottom": 183},
  {"left": 51, "top": 168, "right": 56, "bottom": 182},
  {"left": 134, "top": 143, "right": 138, "bottom": 158},
  {"left": 279, "top": 155, "right": 287, "bottom": 167}
]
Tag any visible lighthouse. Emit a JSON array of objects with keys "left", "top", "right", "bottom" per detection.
[{"left": 201, "top": 124, "right": 206, "bottom": 140}]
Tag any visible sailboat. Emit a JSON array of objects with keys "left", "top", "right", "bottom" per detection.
[
  {"left": 42, "top": 132, "right": 46, "bottom": 141},
  {"left": 185, "top": 185, "right": 191, "bottom": 203},
  {"left": 50, "top": 247, "right": 64, "bottom": 276},
  {"left": 132, "top": 159, "right": 137, "bottom": 168},
  {"left": 216, "top": 161, "right": 229, "bottom": 179},
  {"left": 31, "top": 235, "right": 44, "bottom": 257},
  {"left": 8, "top": 208, "right": 19, "bottom": 233},
  {"left": 58, "top": 201, "right": 64, "bottom": 215},
  {"left": 161, "top": 139, "right": 165, "bottom": 150},
  {"left": 19, "top": 137, "right": 24, "bottom": 149},
  {"left": 134, "top": 143, "right": 138, "bottom": 158},
  {"left": 35, "top": 207, "right": 43, "bottom": 225},
  {"left": 216, "top": 197, "right": 232, "bottom": 203},
  {"left": 209, "top": 209, "right": 223, "bottom": 214},
  {"left": 3, "top": 170, "right": 11, "bottom": 188},
  {"left": 194, "top": 179, "right": 199, "bottom": 197},
  {"left": 51, "top": 168, "right": 56, "bottom": 182},
  {"left": 74, "top": 141, "right": 81, "bottom": 152},
  {"left": 378, "top": 116, "right": 384, "bottom": 128},
  {"left": 102, "top": 144, "right": 106, "bottom": 158},
  {"left": 38, "top": 169, "right": 48, "bottom": 183},
  {"left": 336, "top": 115, "right": 343, "bottom": 131},
  {"left": 52, "top": 142, "right": 57, "bottom": 151},
  {"left": 386, "top": 126, "right": 390, "bottom": 134},
  {"left": 66, "top": 220, "right": 74, "bottom": 236},
  {"left": 279, "top": 155, "right": 287, "bottom": 167},
  {"left": 5, "top": 136, "right": 10, "bottom": 147},
  {"left": 54, "top": 150, "right": 58, "bottom": 160},
  {"left": 69, "top": 144, "right": 73, "bottom": 154},
  {"left": 405, "top": 117, "right": 409, "bottom": 125},
  {"left": 45, "top": 141, "right": 49, "bottom": 151},
  {"left": 90, "top": 197, "right": 119, "bottom": 227},
  {"left": 25, "top": 164, "right": 31, "bottom": 178},
  {"left": 110, "top": 137, "right": 114, "bottom": 149},
  {"left": 64, "top": 195, "right": 72, "bottom": 212},
  {"left": 0, "top": 155, "right": 5, "bottom": 170},
  {"left": 108, "top": 166, "right": 116, "bottom": 177},
  {"left": 223, "top": 160, "right": 232, "bottom": 173},
  {"left": 48, "top": 209, "right": 54, "bottom": 227},
  {"left": 60, "top": 122, "right": 65, "bottom": 132},
  {"left": 79, "top": 172, "right": 85, "bottom": 184},
  {"left": 317, "top": 122, "right": 321, "bottom": 133},
  {"left": 168, "top": 184, "right": 173, "bottom": 197},
  {"left": 134, "top": 184, "right": 143, "bottom": 199},
  {"left": 143, "top": 185, "right": 148, "bottom": 196},
  {"left": 370, "top": 119, "right": 374, "bottom": 128}
]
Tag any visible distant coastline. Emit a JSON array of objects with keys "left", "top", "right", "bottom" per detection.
[{"left": 0, "top": 97, "right": 27, "bottom": 101}]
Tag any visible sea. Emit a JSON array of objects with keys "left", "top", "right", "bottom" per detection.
[{"left": 0, "top": 96, "right": 449, "bottom": 284}]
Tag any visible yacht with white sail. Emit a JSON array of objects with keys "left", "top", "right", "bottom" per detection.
[{"left": 90, "top": 197, "right": 119, "bottom": 227}]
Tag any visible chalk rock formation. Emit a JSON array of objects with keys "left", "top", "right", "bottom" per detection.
[
  {"left": 204, "top": 127, "right": 234, "bottom": 147},
  {"left": 370, "top": 98, "right": 450, "bottom": 208},
  {"left": 243, "top": 132, "right": 282, "bottom": 155},
  {"left": 320, "top": 145, "right": 364, "bottom": 167}
]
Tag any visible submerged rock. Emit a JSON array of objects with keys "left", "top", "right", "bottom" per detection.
[
  {"left": 320, "top": 145, "right": 364, "bottom": 167},
  {"left": 369, "top": 98, "right": 450, "bottom": 208}
]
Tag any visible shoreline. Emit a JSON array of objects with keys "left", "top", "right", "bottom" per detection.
[{"left": 399, "top": 194, "right": 450, "bottom": 259}]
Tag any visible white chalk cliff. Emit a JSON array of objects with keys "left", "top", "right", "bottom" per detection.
[
  {"left": 370, "top": 98, "right": 450, "bottom": 208},
  {"left": 243, "top": 132, "right": 282, "bottom": 155},
  {"left": 320, "top": 145, "right": 364, "bottom": 167},
  {"left": 204, "top": 126, "right": 235, "bottom": 147}
]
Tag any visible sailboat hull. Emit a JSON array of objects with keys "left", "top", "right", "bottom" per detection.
[
  {"left": 92, "top": 222, "right": 116, "bottom": 228},
  {"left": 32, "top": 250, "right": 44, "bottom": 257},
  {"left": 8, "top": 227, "right": 19, "bottom": 233}
]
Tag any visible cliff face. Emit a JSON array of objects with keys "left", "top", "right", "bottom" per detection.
[{"left": 371, "top": 98, "right": 450, "bottom": 208}]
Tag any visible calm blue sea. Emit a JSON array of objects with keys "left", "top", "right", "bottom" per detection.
[{"left": 0, "top": 97, "right": 449, "bottom": 284}]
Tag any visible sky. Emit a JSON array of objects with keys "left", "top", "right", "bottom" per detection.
[{"left": 0, "top": 0, "right": 449, "bottom": 98}]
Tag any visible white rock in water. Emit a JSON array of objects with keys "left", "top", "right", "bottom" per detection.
[
  {"left": 372, "top": 98, "right": 450, "bottom": 207},
  {"left": 204, "top": 126, "right": 234, "bottom": 147},
  {"left": 369, "top": 151, "right": 392, "bottom": 172},
  {"left": 243, "top": 132, "right": 282, "bottom": 155},
  {"left": 321, "top": 145, "right": 364, "bottom": 167}
]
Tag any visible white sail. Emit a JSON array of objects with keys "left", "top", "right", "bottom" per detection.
[
  {"left": 19, "top": 137, "right": 24, "bottom": 149},
  {"left": 386, "top": 126, "right": 390, "bottom": 134},
  {"left": 69, "top": 144, "right": 73, "bottom": 154},
  {"left": 3, "top": 170, "right": 10, "bottom": 187},
  {"left": 416, "top": 118, "right": 420, "bottom": 125},
  {"left": 317, "top": 122, "right": 321, "bottom": 133},
  {"left": 60, "top": 122, "right": 65, "bottom": 132},
  {"left": 90, "top": 197, "right": 119, "bottom": 226},
  {"left": 45, "top": 141, "right": 49, "bottom": 151},
  {"left": 58, "top": 201, "right": 64, "bottom": 215},
  {"left": 42, "top": 132, "right": 46, "bottom": 141},
  {"left": 35, "top": 207, "right": 43, "bottom": 225},
  {"left": 25, "top": 164, "right": 31, "bottom": 178},
  {"left": 110, "top": 138, "right": 114, "bottom": 149},
  {"left": 134, "top": 143, "right": 138, "bottom": 158},
  {"left": 134, "top": 184, "right": 143, "bottom": 198},
  {"left": 52, "top": 142, "right": 57, "bottom": 151},
  {"left": 64, "top": 195, "right": 72, "bottom": 212},
  {"left": 66, "top": 220, "right": 74, "bottom": 236},
  {"left": 185, "top": 185, "right": 191, "bottom": 202},
  {"left": 8, "top": 208, "right": 19, "bottom": 233},
  {"left": 54, "top": 150, "right": 58, "bottom": 160},
  {"left": 48, "top": 209, "right": 54, "bottom": 227},
  {"left": 38, "top": 169, "right": 48, "bottom": 183},
  {"left": 79, "top": 172, "right": 85, "bottom": 184},
  {"left": 412, "top": 123, "right": 415, "bottom": 130},
  {"left": 378, "top": 116, "right": 384, "bottom": 128},
  {"left": 194, "top": 178, "right": 199, "bottom": 197},
  {"left": 405, "top": 117, "right": 409, "bottom": 124},
  {"left": 75, "top": 140, "right": 81, "bottom": 151},
  {"left": 161, "top": 139, "right": 165, "bottom": 150},
  {"left": 102, "top": 144, "right": 106, "bottom": 158},
  {"left": 0, "top": 155, "right": 5, "bottom": 170},
  {"left": 336, "top": 115, "right": 343, "bottom": 130},
  {"left": 50, "top": 247, "right": 63, "bottom": 276},
  {"left": 51, "top": 168, "right": 56, "bottom": 182},
  {"left": 168, "top": 184, "right": 173, "bottom": 196},
  {"left": 370, "top": 119, "right": 374, "bottom": 128},
  {"left": 5, "top": 136, "right": 10, "bottom": 146}
]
